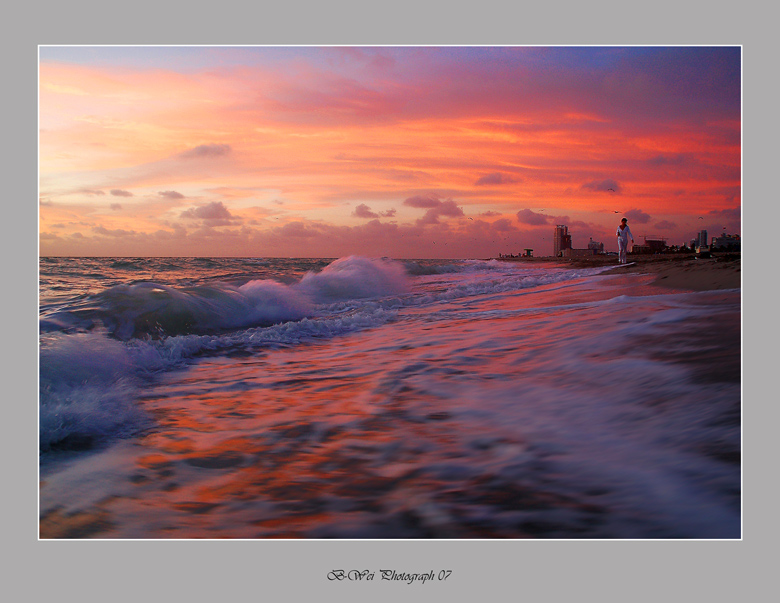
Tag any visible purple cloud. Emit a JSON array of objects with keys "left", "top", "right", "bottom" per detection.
[
  {"left": 475, "top": 172, "right": 517, "bottom": 186},
  {"left": 492, "top": 218, "right": 514, "bottom": 231},
  {"left": 110, "top": 189, "right": 133, "bottom": 197},
  {"left": 180, "top": 201, "right": 235, "bottom": 221},
  {"left": 179, "top": 143, "right": 232, "bottom": 159},
  {"left": 708, "top": 207, "right": 741, "bottom": 221},
  {"left": 516, "top": 209, "right": 549, "bottom": 226},
  {"left": 417, "top": 199, "right": 464, "bottom": 225},
  {"left": 159, "top": 190, "right": 185, "bottom": 199},
  {"left": 581, "top": 179, "right": 621, "bottom": 193},
  {"left": 625, "top": 208, "right": 651, "bottom": 224},
  {"left": 93, "top": 225, "right": 136, "bottom": 237},
  {"left": 279, "top": 221, "right": 318, "bottom": 238},
  {"left": 404, "top": 194, "right": 442, "bottom": 208},
  {"left": 647, "top": 153, "right": 695, "bottom": 166},
  {"left": 352, "top": 204, "right": 396, "bottom": 219},
  {"left": 353, "top": 203, "right": 379, "bottom": 218}
]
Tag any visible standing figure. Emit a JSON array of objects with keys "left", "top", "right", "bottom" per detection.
[{"left": 616, "top": 217, "right": 634, "bottom": 264}]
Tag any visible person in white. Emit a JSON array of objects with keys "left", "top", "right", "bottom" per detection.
[{"left": 616, "top": 217, "right": 634, "bottom": 264}]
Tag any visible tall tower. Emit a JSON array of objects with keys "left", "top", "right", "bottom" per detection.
[
  {"left": 699, "top": 230, "right": 708, "bottom": 248},
  {"left": 554, "top": 225, "right": 572, "bottom": 257}
]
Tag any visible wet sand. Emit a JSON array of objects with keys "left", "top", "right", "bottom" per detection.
[{"left": 497, "top": 253, "right": 741, "bottom": 292}]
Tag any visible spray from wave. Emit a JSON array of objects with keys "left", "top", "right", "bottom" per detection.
[
  {"left": 38, "top": 257, "right": 615, "bottom": 453},
  {"left": 39, "top": 257, "right": 413, "bottom": 452},
  {"left": 42, "top": 256, "right": 411, "bottom": 340}
]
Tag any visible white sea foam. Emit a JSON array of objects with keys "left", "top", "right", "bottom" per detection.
[
  {"left": 297, "top": 255, "right": 411, "bottom": 302},
  {"left": 39, "top": 332, "right": 150, "bottom": 451}
]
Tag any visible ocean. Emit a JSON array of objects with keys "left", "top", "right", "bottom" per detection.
[{"left": 39, "top": 256, "right": 741, "bottom": 538}]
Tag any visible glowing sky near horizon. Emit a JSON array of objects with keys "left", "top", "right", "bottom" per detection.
[{"left": 39, "top": 46, "right": 741, "bottom": 258}]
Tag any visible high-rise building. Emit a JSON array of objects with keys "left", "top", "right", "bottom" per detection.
[
  {"left": 554, "top": 225, "right": 572, "bottom": 257},
  {"left": 698, "top": 230, "right": 708, "bottom": 248}
]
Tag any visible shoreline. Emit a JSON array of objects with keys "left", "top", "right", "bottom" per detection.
[{"left": 494, "top": 252, "right": 741, "bottom": 292}]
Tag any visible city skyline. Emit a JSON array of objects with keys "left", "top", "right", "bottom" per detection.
[
  {"left": 548, "top": 221, "right": 739, "bottom": 258},
  {"left": 39, "top": 46, "right": 741, "bottom": 258}
]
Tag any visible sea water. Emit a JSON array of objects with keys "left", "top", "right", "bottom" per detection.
[{"left": 39, "top": 256, "right": 741, "bottom": 538}]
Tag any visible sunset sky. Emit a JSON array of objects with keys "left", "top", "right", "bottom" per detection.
[{"left": 39, "top": 46, "right": 741, "bottom": 258}]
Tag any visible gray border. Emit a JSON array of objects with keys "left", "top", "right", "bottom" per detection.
[{"left": 15, "top": 1, "right": 771, "bottom": 601}]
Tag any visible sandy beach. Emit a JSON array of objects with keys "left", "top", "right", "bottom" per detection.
[{"left": 497, "top": 253, "right": 741, "bottom": 292}]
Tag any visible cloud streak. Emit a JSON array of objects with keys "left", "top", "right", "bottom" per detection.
[
  {"left": 475, "top": 172, "right": 518, "bottom": 186},
  {"left": 178, "top": 144, "right": 232, "bottom": 159},
  {"left": 581, "top": 179, "right": 621, "bottom": 194}
]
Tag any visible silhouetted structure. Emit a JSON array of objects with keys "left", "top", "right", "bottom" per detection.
[
  {"left": 587, "top": 238, "right": 604, "bottom": 254},
  {"left": 554, "top": 225, "right": 572, "bottom": 257},
  {"left": 711, "top": 233, "right": 740, "bottom": 251},
  {"left": 690, "top": 230, "right": 708, "bottom": 252}
]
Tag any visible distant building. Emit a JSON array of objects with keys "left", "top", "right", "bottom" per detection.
[
  {"left": 711, "top": 233, "right": 741, "bottom": 250},
  {"left": 694, "top": 231, "right": 709, "bottom": 253},
  {"left": 587, "top": 238, "right": 604, "bottom": 254},
  {"left": 624, "top": 235, "right": 666, "bottom": 255},
  {"left": 690, "top": 230, "right": 709, "bottom": 252},
  {"left": 553, "top": 225, "right": 572, "bottom": 257},
  {"left": 644, "top": 237, "right": 667, "bottom": 253}
]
